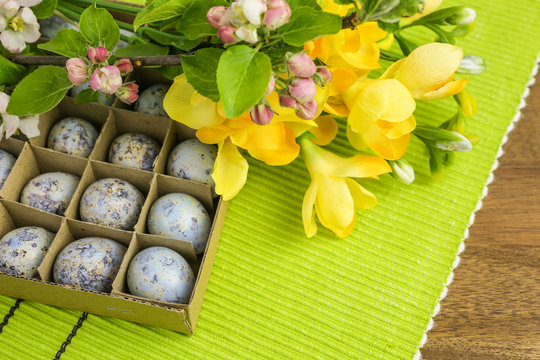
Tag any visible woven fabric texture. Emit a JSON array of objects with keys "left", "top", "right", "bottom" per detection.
[{"left": 1, "top": 0, "right": 540, "bottom": 359}]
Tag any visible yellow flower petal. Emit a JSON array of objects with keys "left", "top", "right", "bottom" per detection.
[
  {"left": 309, "top": 115, "right": 338, "bottom": 146},
  {"left": 302, "top": 175, "right": 319, "bottom": 238},
  {"left": 326, "top": 43, "right": 381, "bottom": 72},
  {"left": 321, "top": 0, "right": 353, "bottom": 16},
  {"left": 347, "top": 123, "right": 369, "bottom": 151},
  {"left": 357, "top": 22, "right": 387, "bottom": 44},
  {"left": 197, "top": 117, "right": 251, "bottom": 144},
  {"left": 361, "top": 124, "right": 410, "bottom": 160},
  {"left": 418, "top": 78, "right": 468, "bottom": 101},
  {"left": 324, "top": 97, "right": 350, "bottom": 117},
  {"left": 329, "top": 67, "right": 358, "bottom": 96},
  {"left": 379, "top": 115, "right": 416, "bottom": 139},
  {"left": 401, "top": 0, "right": 443, "bottom": 25},
  {"left": 345, "top": 178, "right": 377, "bottom": 210},
  {"left": 213, "top": 141, "right": 248, "bottom": 201},
  {"left": 346, "top": 82, "right": 389, "bottom": 133},
  {"left": 376, "top": 79, "right": 416, "bottom": 122},
  {"left": 164, "top": 74, "right": 225, "bottom": 129},
  {"left": 315, "top": 176, "right": 355, "bottom": 236}
]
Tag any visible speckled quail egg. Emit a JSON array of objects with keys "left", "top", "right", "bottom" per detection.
[
  {"left": 0, "top": 149, "right": 16, "bottom": 189},
  {"left": 127, "top": 246, "right": 195, "bottom": 303},
  {"left": 38, "top": 15, "right": 77, "bottom": 39},
  {"left": 53, "top": 237, "right": 126, "bottom": 292},
  {"left": 20, "top": 172, "right": 80, "bottom": 215},
  {"left": 47, "top": 117, "right": 99, "bottom": 158},
  {"left": 133, "top": 84, "right": 169, "bottom": 117},
  {"left": 108, "top": 133, "right": 161, "bottom": 171},
  {"left": 167, "top": 139, "right": 217, "bottom": 190},
  {"left": 80, "top": 178, "right": 145, "bottom": 230},
  {"left": 0, "top": 226, "right": 55, "bottom": 278},
  {"left": 147, "top": 193, "right": 210, "bottom": 254},
  {"left": 71, "top": 82, "right": 115, "bottom": 106}
]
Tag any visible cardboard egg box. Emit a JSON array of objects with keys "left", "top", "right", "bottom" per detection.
[{"left": 0, "top": 70, "right": 227, "bottom": 334}]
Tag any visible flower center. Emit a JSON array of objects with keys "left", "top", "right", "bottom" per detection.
[{"left": 9, "top": 17, "right": 25, "bottom": 32}]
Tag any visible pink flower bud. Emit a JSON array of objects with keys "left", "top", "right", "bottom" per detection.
[
  {"left": 239, "top": 0, "right": 267, "bottom": 26},
  {"left": 279, "top": 94, "right": 297, "bottom": 108},
  {"left": 217, "top": 26, "right": 238, "bottom": 43},
  {"left": 116, "top": 83, "right": 139, "bottom": 104},
  {"left": 288, "top": 77, "right": 316, "bottom": 103},
  {"left": 207, "top": 6, "right": 227, "bottom": 28},
  {"left": 90, "top": 65, "right": 122, "bottom": 95},
  {"left": 115, "top": 58, "right": 133, "bottom": 75},
  {"left": 250, "top": 104, "right": 274, "bottom": 125},
  {"left": 264, "top": 0, "right": 291, "bottom": 30},
  {"left": 295, "top": 100, "right": 317, "bottom": 120},
  {"left": 265, "top": 75, "right": 275, "bottom": 96},
  {"left": 235, "top": 24, "right": 258, "bottom": 44},
  {"left": 316, "top": 67, "right": 332, "bottom": 85},
  {"left": 287, "top": 53, "right": 316, "bottom": 78},
  {"left": 87, "top": 46, "right": 109, "bottom": 63},
  {"left": 66, "top": 58, "right": 88, "bottom": 86}
]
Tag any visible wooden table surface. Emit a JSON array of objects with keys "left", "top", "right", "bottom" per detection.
[{"left": 421, "top": 73, "right": 540, "bottom": 359}]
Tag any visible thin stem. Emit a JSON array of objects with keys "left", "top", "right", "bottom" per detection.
[
  {"left": 53, "top": 10, "right": 79, "bottom": 28},
  {"left": 66, "top": 0, "right": 141, "bottom": 14},
  {"left": 6, "top": 55, "right": 183, "bottom": 66}
]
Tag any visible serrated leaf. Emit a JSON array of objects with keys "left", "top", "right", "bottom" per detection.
[
  {"left": 79, "top": 4, "right": 120, "bottom": 50},
  {"left": 217, "top": 45, "right": 271, "bottom": 118},
  {"left": 74, "top": 88, "right": 101, "bottom": 104},
  {"left": 7, "top": 66, "right": 72, "bottom": 116},
  {"left": 0, "top": 55, "right": 26, "bottom": 85},
  {"left": 278, "top": 7, "right": 342, "bottom": 46},
  {"left": 176, "top": 0, "right": 224, "bottom": 40},
  {"left": 114, "top": 43, "right": 169, "bottom": 57},
  {"left": 133, "top": 0, "right": 193, "bottom": 31},
  {"left": 183, "top": 48, "right": 224, "bottom": 102},
  {"left": 31, "top": 0, "right": 58, "bottom": 19},
  {"left": 38, "top": 29, "right": 88, "bottom": 58}
]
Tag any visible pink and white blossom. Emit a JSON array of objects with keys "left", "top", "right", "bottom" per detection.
[
  {"left": 90, "top": 65, "right": 122, "bottom": 95},
  {"left": 217, "top": 25, "right": 237, "bottom": 43},
  {"left": 116, "top": 83, "right": 139, "bottom": 104},
  {"left": 66, "top": 58, "right": 88, "bottom": 85},
  {"left": 295, "top": 99, "right": 317, "bottom": 120},
  {"left": 0, "top": 91, "right": 40, "bottom": 140},
  {"left": 264, "top": 0, "right": 290, "bottom": 30},
  {"left": 287, "top": 53, "right": 317, "bottom": 78},
  {"left": 0, "top": 4, "right": 40, "bottom": 54},
  {"left": 207, "top": 6, "right": 227, "bottom": 28},
  {"left": 236, "top": 0, "right": 267, "bottom": 26},
  {"left": 250, "top": 103, "right": 273, "bottom": 125},
  {"left": 87, "top": 46, "right": 109, "bottom": 63},
  {"left": 235, "top": 24, "right": 258, "bottom": 43},
  {"left": 288, "top": 77, "right": 316, "bottom": 103},
  {"left": 115, "top": 58, "right": 133, "bottom": 75}
]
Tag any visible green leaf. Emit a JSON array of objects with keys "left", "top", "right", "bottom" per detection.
[
  {"left": 32, "top": 0, "right": 58, "bottom": 19},
  {"left": 79, "top": 4, "right": 120, "bottom": 50},
  {"left": 407, "top": 6, "right": 464, "bottom": 26},
  {"left": 176, "top": 0, "right": 224, "bottom": 40},
  {"left": 158, "top": 65, "right": 183, "bottom": 80},
  {"left": 394, "top": 32, "right": 418, "bottom": 56},
  {"left": 288, "top": 0, "right": 321, "bottom": 10},
  {"left": 278, "top": 7, "right": 342, "bottom": 47},
  {"left": 138, "top": 27, "right": 202, "bottom": 50},
  {"left": 133, "top": 0, "right": 193, "bottom": 31},
  {"left": 183, "top": 48, "right": 224, "bottom": 102},
  {"left": 217, "top": 45, "right": 271, "bottom": 118},
  {"left": 427, "top": 145, "right": 444, "bottom": 178},
  {"left": 114, "top": 43, "right": 169, "bottom": 57},
  {"left": 38, "top": 29, "right": 88, "bottom": 58},
  {"left": 266, "top": 42, "right": 304, "bottom": 61},
  {"left": 7, "top": 66, "right": 72, "bottom": 116},
  {"left": 74, "top": 89, "right": 101, "bottom": 104},
  {"left": 0, "top": 56, "right": 27, "bottom": 85},
  {"left": 413, "top": 125, "right": 464, "bottom": 142}
]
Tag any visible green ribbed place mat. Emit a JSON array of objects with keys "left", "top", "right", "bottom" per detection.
[{"left": 1, "top": 0, "right": 540, "bottom": 359}]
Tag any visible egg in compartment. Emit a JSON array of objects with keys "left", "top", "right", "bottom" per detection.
[
  {"left": 80, "top": 178, "right": 145, "bottom": 230},
  {"left": 47, "top": 117, "right": 99, "bottom": 158},
  {"left": 53, "top": 237, "right": 126, "bottom": 292},
  {"left": 133, "top": 84, "right": 169, "bottom": 117},
  {"left": 147, "top": 193, "right": 211, "bottom": 254},
  {"left": 0, "top": 149, "right": 16, "bottom": 189},
  {"left": 108, "top": 132, "right": 161, "bottom": 171},
  {"left": 0, "top": 226, "right": 55, "bottom": 278},
  {"left": 20, "top": 172, "right": 80, "bottom": 215},
  {"left": 167, "top": 139, "right": 217, "bottom": 192},
  {"left": 127, "top": 246, "right": 195, "bottom": 304}
]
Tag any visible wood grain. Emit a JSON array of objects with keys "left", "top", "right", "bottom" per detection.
[{"left": 421, "top": 73, "right": 540, "bottom": 359}]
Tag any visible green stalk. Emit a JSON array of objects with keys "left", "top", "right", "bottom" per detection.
[{"left": 63, "top": 0, "right": 141, "bottom": 14}]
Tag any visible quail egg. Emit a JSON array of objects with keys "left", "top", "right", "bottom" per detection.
[
  {"left": 133, "top": 84, "right": 169, "bottom": 117},
  {"left": 80, "top": 178, "right": 145, "bottom": 230},
  {"left": 108, "top": 132, "right": 161, "bottom": 171},
  {"left": 47, "top": 117, "right": 99, "bottom": 158},
  {"left": 147, "top": 193, "right": 210, "bottom": 254},
  {"left": 38, "top": 15, "right": 77, "bottom": 39},
  {"left": 53, "top": 237, "right": 126, "bottom": 292},
  {"left": 20, "top": 172, "right": 80, "bottom": 215},
  {"left": 127, "top": 246, "right": 195, "bottom": 303},
  {"left": 71, "top": 82, "right": 115, "bottom": 106},
  {"left": 0, "top": 226, "right": 55, "bottom": 278},
  {"left": 167, "top": 139, "right": 217, "bottom": 189},
  {"left": 0, "top": 149, "right": 16, "bottom": 189}
]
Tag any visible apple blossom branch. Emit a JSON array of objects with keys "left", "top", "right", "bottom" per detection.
[{"left": 6, "top": 55, "right": 183, "bottom": 66}]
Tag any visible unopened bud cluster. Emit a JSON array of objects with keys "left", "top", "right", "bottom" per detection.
[
  {"left": 207, "top": 0, "right": 291, "bottom": 44},
  {"left": 65, "top": 46, "right": 138, "bottom": 104}
]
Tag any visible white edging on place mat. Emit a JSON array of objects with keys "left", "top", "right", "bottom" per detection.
[{"left": 413, "top": 54, "right": 540, "bottom": 360}]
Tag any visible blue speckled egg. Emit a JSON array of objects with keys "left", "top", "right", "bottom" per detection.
[
  {"left": 167, "top": 139, "right": 217, "bottom": 189},
  {"left": 127, "top": 246, "right": 194, "bottom": 303},
  {"left": 80, "top": 178, "right": 145, "bottom": 230},
  {"left": 53, "top": 237, "right": 126, "bottom": 292},
  {"left": 133, "top": 84, "right": 169, "bottom": 117},
  {"left": 108, "top": 133, "right": 161, "bottom": 171},
  {"left": 20, "top": 172, "right": 80, "bottom": 215},
  {"left": 71, "top": 82, "right": 115, "bottom": 106},
  {"left": 147, "top": 193, "right": 210, "bottom": 254},
  {"left": 38, "top": 15, "right": 76, "bottom": 39},
  {"left": 47, "top": 117, "right": 99, "bottom": 158},
  {"left": 0, "top": 149, "right": 16, "bottom": 189},
  {"left": 0, "top": 226, "right": 55, "bottom": 278}
]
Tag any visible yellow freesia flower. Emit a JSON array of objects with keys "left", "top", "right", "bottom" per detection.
[
  {"left": 401, "top": 0, "right": 443, "bottom": 25},
  {"left": 301, "top": 137, "right": 391, "bottom": 238},
  {"left": 380, "top": 43, "right": 468, "bottom": 100},
  {"left": 342, "top": 79, "right": 416, "bottom": 160}
]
